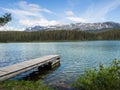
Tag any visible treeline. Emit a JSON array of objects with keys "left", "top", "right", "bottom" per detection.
[
  {"left": 0, "top": 29, "right": 120, "bottom": 42},
  {"left": 97, "top": 29, "right": 120, "bottom": 40}
]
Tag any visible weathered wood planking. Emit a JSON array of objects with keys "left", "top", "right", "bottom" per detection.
[{"left": 0, "top": 55, "right": 60, "bottom": 81}]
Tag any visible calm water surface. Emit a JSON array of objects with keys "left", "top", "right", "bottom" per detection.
[{"left": 0, "top": 41, "right": 120, "bottom": 84}]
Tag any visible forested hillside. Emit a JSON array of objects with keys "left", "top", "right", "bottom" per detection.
[{"left": 0, "top": 29, "right": 120, "bottom": 42}]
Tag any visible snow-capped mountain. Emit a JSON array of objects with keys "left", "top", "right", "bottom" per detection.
[
  {"left": 25, "top": 26, "right": 47, "bottom": 32},
  {"left": 25, "top": 22, "right": 120, "bottom": 32}
]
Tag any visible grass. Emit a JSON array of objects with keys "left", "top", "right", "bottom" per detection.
[
  {"left": 0, "top": 80, "right": 52, "bottom": 90},
  {"left": 72, "top": 59, "right": 120, "bottom": 90}
]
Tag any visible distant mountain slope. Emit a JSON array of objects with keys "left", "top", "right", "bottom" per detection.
[
  {"left": 25, "top": 26, "right": 47, "bottom": 32},
  {"left": 25, "top": 22, "right": 120, "bottom": 32}
]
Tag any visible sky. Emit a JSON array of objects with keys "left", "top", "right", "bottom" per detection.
[{"left": 0, "top": 0, "right": 120, "bottom": 31}]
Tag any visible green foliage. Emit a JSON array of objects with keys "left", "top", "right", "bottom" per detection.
[
  {"left": 0, "top": 29, "right": 120, "bottom": 42},
  {"left": 72, "top": 59, "right": 120, "bottom": 90},
  {"left": 0, "top": 30, "right": 96, "bottom": 42},
  {"left": 0, "top": 80, "right": 52, "bottom": 90},
  {"left": 98, "top": 29, "right": 120, "bottom": 40},
  {"left": 0, "top": 13, "right": 12, "bottom": 26}
]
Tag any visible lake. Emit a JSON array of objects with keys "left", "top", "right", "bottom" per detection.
[{"left": 0, "top": 41, "right": 120, "bottom": 85}]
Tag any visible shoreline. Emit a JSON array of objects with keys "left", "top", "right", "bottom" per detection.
[{"left": 0, "top": 40, "right": 120, "bottom": 43}]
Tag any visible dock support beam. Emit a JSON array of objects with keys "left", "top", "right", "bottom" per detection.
[{"left": 38, "top": 59, "right": 60, "bottom": 71}]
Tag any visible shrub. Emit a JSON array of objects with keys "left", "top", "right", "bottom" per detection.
[
  {"left": 0, "top": 80, "right": 52, "bottom": 90},
  {"left": 72, "top": 59, "right": 120, "bottom": 90}
]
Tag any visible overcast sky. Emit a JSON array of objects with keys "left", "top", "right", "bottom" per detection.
[{"left": 0, "top": 0, "right": 120, "bottom": 31}]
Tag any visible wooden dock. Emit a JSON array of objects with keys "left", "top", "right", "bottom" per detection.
[{"left": 0, "top": 55, "right": 60, "bottom": 81}]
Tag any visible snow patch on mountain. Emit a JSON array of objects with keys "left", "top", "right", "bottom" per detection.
[{"left": 25, "top": 22, "right": 120, "bottom": 32}]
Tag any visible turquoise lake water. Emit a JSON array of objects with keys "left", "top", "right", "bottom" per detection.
[{"left": 0, "top": 41, "right": 120, "bottom": 84}]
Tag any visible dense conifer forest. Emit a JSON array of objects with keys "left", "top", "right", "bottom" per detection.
[{"left": 0, "top": 29, "right": 120, "bottom": 42}]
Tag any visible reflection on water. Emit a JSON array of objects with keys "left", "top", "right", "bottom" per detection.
[{"left": 0, "top": 41, "right": 120, "bottom": 84}]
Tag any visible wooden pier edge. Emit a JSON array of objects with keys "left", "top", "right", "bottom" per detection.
[{"left": 0, "top": 55, "right": 60, "bottom": 81}]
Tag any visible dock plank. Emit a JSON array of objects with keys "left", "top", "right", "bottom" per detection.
[{"left": 0, "top": 55, "right": 60, "bottom": 81}]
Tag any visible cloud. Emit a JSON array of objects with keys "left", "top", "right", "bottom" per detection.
[
  {"left": 19, "top": 18, "right": 60, "bottom": 27},
  {"left": 67, "top": 16, "right": 86, "bottom": 22},
  {"left": 18, "top": 1, "right": 52, "bottom": 14},
  {"left": 0, "top": 25, "right": 24, "bottom": 31},
  {"left": 66, "top": 0, "right": 120, "bottom": 23},
  {"left": 3, "top": 1, "right": 52, "bottom": 18},
  {"left": 1, "top": 1, "right": 60, "bottom": 30},
  {"left": 66, "top": 10, "right": 74, "bottom": 16},
  {"left": 65, "top": 10, "right": 86, "bottom": 22},
  {"left": 83, "top": 0, "right": 120, "bottom": 22},
  {"left": 3, "top": 8, "right": 42, "bottom": 17}
]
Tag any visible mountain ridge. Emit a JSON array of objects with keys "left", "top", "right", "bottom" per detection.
[{"left": 25, "top": 21, "right": 120, "bottom": 32}]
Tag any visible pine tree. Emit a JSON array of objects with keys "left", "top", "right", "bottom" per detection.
[{"left": 0, "top": 13, "right": 12, "bottom": 26}]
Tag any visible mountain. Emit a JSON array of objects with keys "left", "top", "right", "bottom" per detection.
[
  {"left": 25, "top": 22, "right": 120, "bottom": 32},
  {"left": 25, "top": 26, "right": 47, "bottom": 32}
]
